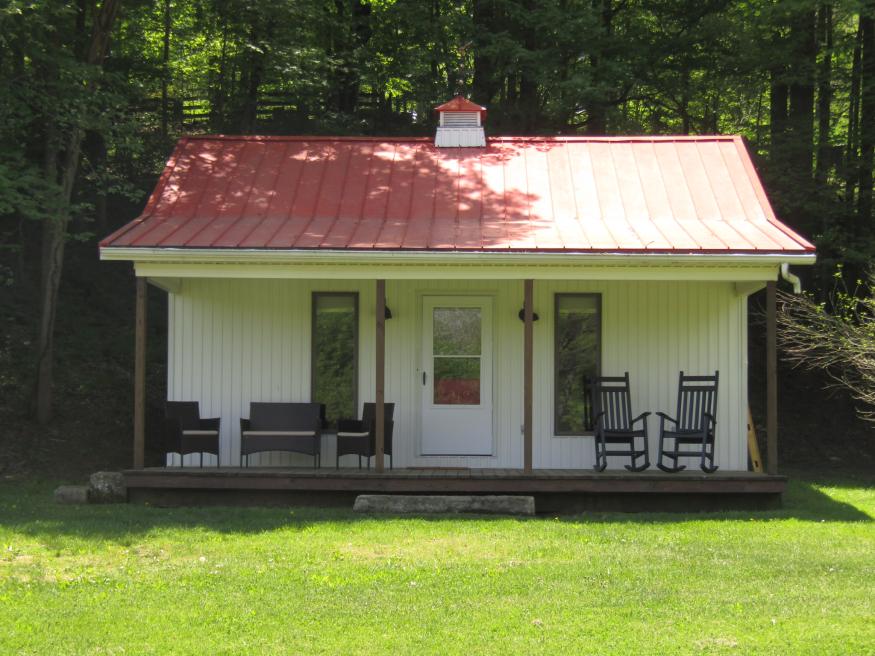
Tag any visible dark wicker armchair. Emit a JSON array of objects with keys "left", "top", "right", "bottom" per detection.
[
  {"left": 336, "top": 402, "right": 395, "bottom": 469},
  {"left": 164, "top": 401, "right": 221, "bottom": 467}
]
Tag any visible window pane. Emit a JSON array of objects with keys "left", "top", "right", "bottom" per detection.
[
  {"left": 313, "top": 293, "right": 357, "bottom": 427},
  {"left": 433, "top": 308, "right": 481, "bottom": 356},
  {"left": 555, "top": 295, "right": 600, "bottom": 434},
  {"left": 434, "top": 357, "right": 481, "bottom": 405}
]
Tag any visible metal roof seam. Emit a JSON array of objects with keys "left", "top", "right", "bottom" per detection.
[
  {"left": 732, "top": 137, "right": 814, "bottom": 250},
  {"left": 211, "top": 140, "right": 274, "bottom": 248},
  {"left": 292, "top": 143, "right": 334, "bottom": 248},
  {"left": 140, "top": 137, "right": 189, "bottom": 218},
  {"left": 263, "top": 143, "right": 310, "bottom": 247},
  {"left": 318, "top": 142, "right": 356, "bottom": 248},
  {"left": 672, "top": 141, "right": 731, "bottom": 250},
  {"left": 177, "top": 139, "right": 248, "bottom": 247},
  {"left": 232, "top": 140, "right": 291, "bottom": 247},
  {"left": 628, "top": 142, "right": 672, "bottom": 250},
  {"left": 134, "top": 138, "right": 211, "bottom": 247},
  {"left": 106, "top": 138, "right": 193, "bottom": 247},
  {"left": 397, "top": 144, "right": 421, "bottom": 250}
]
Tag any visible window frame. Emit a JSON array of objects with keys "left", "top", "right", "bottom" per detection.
[
  {"left": 310, "top": 291, "right": 359, "bottom": 428},
  {"left": 553, "top": 292, "right": 602, "bottom": 437}
]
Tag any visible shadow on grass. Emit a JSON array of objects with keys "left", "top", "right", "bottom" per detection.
[{"left": 0, "top": 475, "right": 870, "bottom": 545}]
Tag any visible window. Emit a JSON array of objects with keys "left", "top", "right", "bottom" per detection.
[
  {"left": 554, "top": 294, "right": 601, "bottom": 435},
  {"left": 311, "top": 293, "right": 358, "bottom": 428}
]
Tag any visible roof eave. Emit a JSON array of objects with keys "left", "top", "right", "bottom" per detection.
[{"left": 99, "top": 246, "right": 817, "bottom": 266}]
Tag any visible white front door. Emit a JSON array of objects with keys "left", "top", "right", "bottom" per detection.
[{"left": 421, "top": 296, "right": 493, "bottom": 455}]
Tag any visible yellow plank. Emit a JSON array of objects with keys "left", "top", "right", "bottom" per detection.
[{"left": 747, "top": 407, "right": 763, "bottom": 473}]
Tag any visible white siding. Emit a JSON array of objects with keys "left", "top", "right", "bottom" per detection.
[{"left": 167, "top": 277, "right": 749, "bottom": 471}]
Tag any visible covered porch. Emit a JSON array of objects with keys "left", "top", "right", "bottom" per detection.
[{"left": 125, "top": 254, "right": 787, "bottom": 484}]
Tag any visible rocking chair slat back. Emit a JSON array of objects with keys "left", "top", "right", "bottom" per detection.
[
  {"left": 676, "top": 372, "right": 719, "bottom": 431},
  {"left": 593, "top": 373, "right": 633, "bottom": 430}
]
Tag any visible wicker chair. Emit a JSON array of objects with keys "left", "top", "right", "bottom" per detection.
[
  {"left": 336, "top": 403, "right": 395, "bottom": 469},
  {"left": 240, "top": 402, "right": 322, "bottom": 467},
  {"left": 164, "top": 401, "right": 221, "bottom": 467}
]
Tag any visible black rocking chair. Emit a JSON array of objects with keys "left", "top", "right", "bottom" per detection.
[
  {"left": 591, "top": 373, "right": 651, "bottom": 472},
  {"left": 164, "top": 401, "right": 221, "bottom": 467},
  {"left": 336, "top": 402, "right": 395, "bottom": 469},
  {"left": 657, "top": 371, "right": 719, "bottom": 473}
]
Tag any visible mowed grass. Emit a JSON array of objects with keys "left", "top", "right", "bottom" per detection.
[{"left": 0, "top": 475, "right": 872, "bottom": 655}]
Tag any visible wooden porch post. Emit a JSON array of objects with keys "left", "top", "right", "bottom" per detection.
[
  {"left": 523, "top": 279, "right": 534, "bottom": 473},
  {"left": 375, "top": 279, "right": 386, "bottom": 473},
  {"left": 134, "top": 276, "right": 147, "bottom": 469},
  {"left": 766, "top": 280, "right": 778, "bottom": 475}
]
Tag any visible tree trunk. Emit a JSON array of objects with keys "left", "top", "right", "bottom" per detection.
[
  {"left": 34, "top": 0, "right": 122, "bottom": 425},
  {"left": 161, "top": 0, "right": 171, "bottom": 139},
  {"left": 472, "top": 0, "right": 498, "bottom": 107},
  {"left": 845, "top": 19, "right": 863, "bottom": 210},
  {"left": 815, "top": 3, "right": 833, "bottom": 185},
  {"left": 788, "top": 9, "right": 817, "bottom": 181},
  {"left": 858, "top": 9, "right": 875, "bottom": 224}
]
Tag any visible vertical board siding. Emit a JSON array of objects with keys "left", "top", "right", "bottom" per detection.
[{"left": 167, "top": 277, "right": 749, "bottom": 471}]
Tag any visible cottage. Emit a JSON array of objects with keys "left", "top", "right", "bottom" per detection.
[{"left": 100, "top": 98, "right": 814, "bottom": 506}]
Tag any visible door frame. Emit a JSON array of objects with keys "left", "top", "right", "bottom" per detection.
[{"left": 416, "top": 291, "right": 497, "bottom": 457}]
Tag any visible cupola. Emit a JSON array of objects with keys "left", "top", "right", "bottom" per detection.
[{"left": 434, "top": 96, "right": 487, "bottom": 147}]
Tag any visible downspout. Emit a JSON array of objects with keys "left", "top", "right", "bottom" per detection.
[{"left": 780, "top": 263, "right": 801, "bottom": 294}]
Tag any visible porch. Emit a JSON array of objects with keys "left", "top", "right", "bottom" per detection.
[{"left": 123, "top": 466, "right": 786, "bottom": 513}]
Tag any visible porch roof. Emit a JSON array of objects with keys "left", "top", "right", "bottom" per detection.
[{"left": 100, "top": 134, "right": 814, "bottom": 256}]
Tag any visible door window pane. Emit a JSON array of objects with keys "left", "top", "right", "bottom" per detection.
[
  {"left": 555, "top": 294, "right": 601, "bottom": 434},
  {"left": 433, "top": 308, "right": 481, "bottom": 355},
  {"left": 434, "top": 358, "right": 481, "bottom": 405},
  {"left": 312, "top": 293, "right": 358, "bottom": 427}
]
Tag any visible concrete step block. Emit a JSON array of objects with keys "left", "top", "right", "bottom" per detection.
[{"left": 353, "top": 494, "right": 535, "bottom": 515}]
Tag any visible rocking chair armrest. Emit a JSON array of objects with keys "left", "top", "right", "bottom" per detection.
[
  {"left": 630, "top": 412, "right": 651, "bottom": 425},
  {"left": 655, "top": 411, "right": 677, "bottom": 424},
  {"left": 703, "top": 412, "right": 716, "bottom": 427},
  {"left": 592, "top": 411, "right": 605, "bottom": 427}
]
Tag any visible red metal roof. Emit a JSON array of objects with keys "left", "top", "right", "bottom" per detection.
[
  {"left": 100, "top": 135, "right": 815, "bottom": 253},
  {"left": 435, "top": 96, "right": 488, "bottom": 119}
]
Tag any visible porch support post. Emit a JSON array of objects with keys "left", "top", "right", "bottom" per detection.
[
  {"left": 375, "top": 279, "right": 386, "bottom": 473},
  {"left": 523, "top": 279, "right": 533, "bottom": 473},
  {"left": 766, "top": 280, "right": 778, "bottom": 475},
  {"left": 134, "top": 276, "right": 147, "bottom": 469}
]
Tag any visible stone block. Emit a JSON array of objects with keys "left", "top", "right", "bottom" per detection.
[
  {"left": 54, "top": 485, "right": 89, "bottom": 505},
  {"left": 353, "top": 494, "right": 535, "bottom": 515},
  {"left": 89, "top": 471, "right": 127, "bottom": 503}
]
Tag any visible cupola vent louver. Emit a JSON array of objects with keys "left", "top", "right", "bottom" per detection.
[{"left": 434, "top": 96, "right": 487, "bottom": 148}]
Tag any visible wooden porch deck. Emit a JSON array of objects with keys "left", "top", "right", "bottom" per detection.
[{"left": 124, "top": 467, "right": 786, "bottom": 512}]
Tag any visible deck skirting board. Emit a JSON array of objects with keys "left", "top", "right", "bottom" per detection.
[{"left": 123, "top": 468, "right": 785, "bottom": 496}]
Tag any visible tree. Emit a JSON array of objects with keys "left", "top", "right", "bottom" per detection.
[
  {"left": 778, "top": 268, "right": 875, "bottom": 421},
  {"left": 33, "top": 0, "right": 122, "bottom": 424}
]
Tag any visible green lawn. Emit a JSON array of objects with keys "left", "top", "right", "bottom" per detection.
[{"left": 0, "top": 475, "right": 872, "bottom": 655}]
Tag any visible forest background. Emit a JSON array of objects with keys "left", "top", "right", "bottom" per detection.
[{"left": 0, "top": 0, "right": 873, "bottom": 476}]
